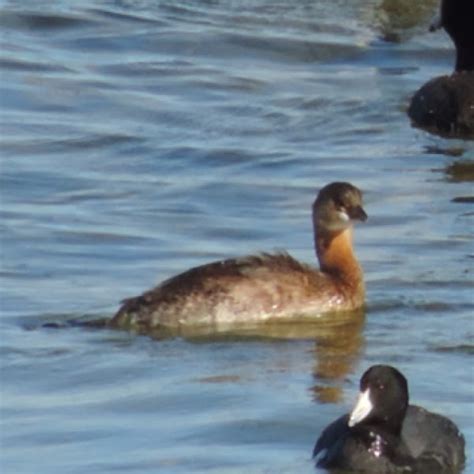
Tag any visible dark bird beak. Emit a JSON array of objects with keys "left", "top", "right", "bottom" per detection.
[{"left": 349, "top": 206, "right": 368, "bottom": 222}]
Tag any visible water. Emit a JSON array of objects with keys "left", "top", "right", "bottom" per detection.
[{"left": 1, "top": 0, "right": 473, "bottom": 473}]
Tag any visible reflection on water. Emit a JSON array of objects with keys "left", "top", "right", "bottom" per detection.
[
  {"left": 425, "top": 145, "right": 466, "bottom": 158},
  {"left": 310, "top": 310, "right": 365, "bottom": 403},
  {"left": 42, "top": 307, "right": 366, "bottom": 405},
  {"left": 117, "top": 308, "right": 365, "bottom": 341},
  {"left": 430, "top": 158, "right": 474, "bottom": 202},
  {"left": 374, "top": 0, "right": 438, "bottom": 42},
  {"left": 148, "top": 309, "right": 366, "bottom": 406},
  {"left": 444, "top": 160, "right": 474, "bottom": 182}
]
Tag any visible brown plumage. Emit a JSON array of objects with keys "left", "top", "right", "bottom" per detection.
[{"left": 110, "top": 182, "right": 367, "bottom": 331}]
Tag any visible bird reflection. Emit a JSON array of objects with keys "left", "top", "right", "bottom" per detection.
[
  {"left": 144, "top": 307, "right": 366, "bottom": 404},
  {"left": 309, "top": 308, "right": 365, "bottom": 403}
]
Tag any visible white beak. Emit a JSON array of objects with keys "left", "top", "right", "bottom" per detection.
[
  {"left": 429, "top": 0, "right": 443, "bottom": 31},
  {"left": 429, "top": 12, "right": 443, "bottom": 31},
  {"left": 348, "top": 388, "right": 373, "bottom": 427}
]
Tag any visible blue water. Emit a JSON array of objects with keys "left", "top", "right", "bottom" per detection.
[{"left": 1, "top": 1, "right": 473, "bottom": 473}]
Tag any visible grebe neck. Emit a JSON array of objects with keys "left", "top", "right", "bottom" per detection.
[{"left": 315, "top": 227, "right": 362, "bottom": 284}]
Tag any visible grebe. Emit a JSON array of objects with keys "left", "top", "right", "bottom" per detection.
[
  {"left": 408, "top": 0, "right": 474, "bottom": 138},
  {"left": 313, "top": 365, "right": 465, "bottom": 473},
  {"left": 110, "top": 182, "right": 367, "bottom": 331}
]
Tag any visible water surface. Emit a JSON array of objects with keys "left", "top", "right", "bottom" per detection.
[{"left": 1, "top": 1, "right": 473, "bottom": 473}]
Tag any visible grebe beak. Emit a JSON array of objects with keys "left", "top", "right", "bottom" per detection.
[{"left": 349, "top": 206, "right": 368, "bottom": 222}]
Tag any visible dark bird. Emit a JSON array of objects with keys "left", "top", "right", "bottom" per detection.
[
  {"left": 408, "top": 0, "right": 474, "bottom": 138},
  {"left": 313, "top": 365, "right": 465, "bottom": 473}
]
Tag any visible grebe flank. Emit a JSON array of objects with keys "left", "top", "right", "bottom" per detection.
[{"left": 110, "top": 182, "right": 367, "bottom": 331}]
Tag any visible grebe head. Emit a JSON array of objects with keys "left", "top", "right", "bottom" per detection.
[
  {"left": 348, "top": 365, "right": 409, "bottom": 435},
  {"left": 313, "top": 182, "right": 367, "bottom": 235}
]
